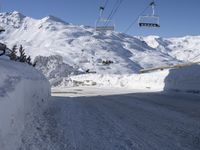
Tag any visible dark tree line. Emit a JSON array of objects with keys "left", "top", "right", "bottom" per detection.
[{"left": 8, "top": 45, "right": 36, "bottom": 67}]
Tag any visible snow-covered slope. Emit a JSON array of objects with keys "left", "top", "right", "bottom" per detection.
[
  {"left": 140, "top": 35, "right": 200, "bottom": 62},
  {"left": 0, "top": 11, "right": 200, "bottom": 87},
  {"left": 0, "top": 11, "right": 185, "bottom": 74},
  {"left": 34, "top": 55, "right": 81, "bottom": 86},
  {"left": 0, "top": 58, "right": 50, "bottom": 150}
]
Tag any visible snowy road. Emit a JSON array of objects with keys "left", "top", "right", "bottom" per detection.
[{"left": 22, "top": 90, "right": 200, "bottom": 150}]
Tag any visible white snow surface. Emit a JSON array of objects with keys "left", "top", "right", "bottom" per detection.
[
  {"left": 0, "top": 58, "right": 50, "bottom": 150},
  {"left": 139, "top": 35, "right": 200, "bottom": 62},
  {"left": 28, "top": 88, "right": 200, "bottom": 150}
]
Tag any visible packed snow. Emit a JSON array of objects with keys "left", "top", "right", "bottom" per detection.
[
  {"left": 0, "top": 58, "right": 50, "bottom": 150},
  {"left": 19, "top": 88, "right": 200, "bottom": 150}
]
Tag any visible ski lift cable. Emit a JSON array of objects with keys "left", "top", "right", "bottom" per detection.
[
  {"left": 104, "top": 0, "right": 124, "bottom": 26},
  {"left": 100, "top": 0, "right": 109, "bottom": 14},
  {"left": 104, "top": 0, "right": 120, "bottom": 22},
  {"left": 123, "top": 2, "right": 153, "bottom": 33},
  {"left": 109, "top": 0, "right": 124, "bottom": 20},
  {"left": 105, "top": 0, "right": 124, "bottom": 26},
  {"left": 103, "top": 0, "right": 109, "bottom": 9}
]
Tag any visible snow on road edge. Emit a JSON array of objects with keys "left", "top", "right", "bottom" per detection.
[{"left": 0, "top": 58, "right": 50, "bottom": 150}]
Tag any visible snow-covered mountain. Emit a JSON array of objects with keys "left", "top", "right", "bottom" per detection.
[
  {"left": 139, "top": 35, "right": 200, "bottom": 62},
  {"left": 0, "top": 11, "right": 199, "bottom": 83}
]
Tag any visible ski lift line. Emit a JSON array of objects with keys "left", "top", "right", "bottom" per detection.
[
  {"left": 105, "top": 0, "right": 124, "bottom": 25},
  {"left": 102, "top": 0, "right": 109, "bottom": 9},
  {"left": 97, "top": 0, "right": 110, "bottom": 23},
  {"left": 104, "top": 0, "right": 124, "bottom": 27},
  {"left": 99, "top": 0, "right": 109, "bottom": 15},
  {"left": 104, "top": 0, "right": 120, "bottom": 23},
  {"left": 124, "top": 4, "right": 150, "bottom": 33}
]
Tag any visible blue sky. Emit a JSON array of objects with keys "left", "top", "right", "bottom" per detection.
[{"left": 1, "top": 0, "right": 200, "bottom": 37}]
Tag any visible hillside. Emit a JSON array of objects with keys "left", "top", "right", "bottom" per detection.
[
  {"left": 139, "top": 35, "right": 200, "bottom": 62},
  {"left": 0, "top": 12, "right": 182, "bottom": 70}
]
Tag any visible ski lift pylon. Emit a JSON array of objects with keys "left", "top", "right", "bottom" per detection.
[
  {"left": 95, "top": 6, "right": 115, "bottom": 32},
  {"left": 138, "top": 0, "right": 160, "bottom": 28}
]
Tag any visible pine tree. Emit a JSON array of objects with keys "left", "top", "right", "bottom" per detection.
[
  {"left": 7, "top": 44, "right": 35, "bottom": 67},
  {"left": 19, "top": 45, "right": 27, "bottom": 62},
  {"left": 26, "top": 56, "right": 31, "bottom": 65},
  {"left": 9, "top": 45, "right": 18, "bottom": 61},
  {"left": 32, "top": 61, "right": 37, "bottom": 67}
]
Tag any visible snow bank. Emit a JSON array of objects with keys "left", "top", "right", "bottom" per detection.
[
  {"left": 0, "top": 58, "right": 50, "bottom": 150},
  {"left": 60, "top": 64, "right": 200, "bottom": 93},
  {"left": 164, "top": 64, "right": 200, "bottom": 93},
  {"left": 60, "top": 71, "right": 168, "bottom": 91}
]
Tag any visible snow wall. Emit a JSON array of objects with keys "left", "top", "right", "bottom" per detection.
[
  {"left": 164, "top": 64, "right": 200, "bottom": 93},
  {"left": 61, "top": 64, "right": 200, "bottom": 94},
  {"left": 0, "top": 59, "right": 50, "bottom": 150}
]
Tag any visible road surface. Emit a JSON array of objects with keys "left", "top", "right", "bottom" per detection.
[{"left": 21, "top": 89, "right": 200, "bottom": 150}]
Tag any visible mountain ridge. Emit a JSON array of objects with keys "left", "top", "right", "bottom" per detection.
[{"left": 0, "top": 11, "right": 199, "bottom": 75}]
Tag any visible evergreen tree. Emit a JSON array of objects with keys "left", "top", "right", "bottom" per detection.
[
  {"left": 32, "top": 61, "right": 37, "bottom": 67},
  {"left": 7, "top": 44, "right": 35, "bottom": 67},
  {"left": 26, "top": 56, "right": 32, "bottom": 65},
  {"left": 9, "top": 45, "right": 18, "bottom": 61},
  {"left": 19, "top": 45, "right": 27, "bottom": 62}
]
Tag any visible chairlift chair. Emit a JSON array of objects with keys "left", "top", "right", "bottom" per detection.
[
  {"left": 95, "top": 18, "right": 115, "bottom": 31},
  {"left": 95, "top": 6, "right": 115, "bottom": 31},
  {"left": 138, "top": 1, "right": 160, "bottom": 28}
]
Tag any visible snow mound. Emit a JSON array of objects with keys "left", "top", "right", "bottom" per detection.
[{"left": 0, "top": 58, "right": 50, "bottom": 150}]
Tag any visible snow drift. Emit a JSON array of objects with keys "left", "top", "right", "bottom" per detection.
[{"left": 0, "top": 58, "right": 50, "bottom": 150}]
